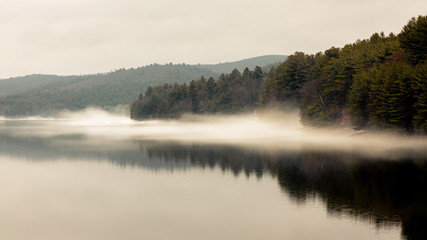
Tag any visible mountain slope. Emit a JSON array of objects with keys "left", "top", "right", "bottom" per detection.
[
  {"left": 0, "top": 64, "right": 218, "bottom": 116},
  {"left": 0, "top": 74, "right": 67, "bottom": 96},
  {"left": 0, "top": 55, "right": 287, "bottom": 116},
  {"left": 199, "top": 55, "right": 286, "bottom": 74}
]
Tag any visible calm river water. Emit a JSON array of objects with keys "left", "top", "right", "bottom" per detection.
[{"left": 0, "top": 114, "right": 426, "bottom": 240}]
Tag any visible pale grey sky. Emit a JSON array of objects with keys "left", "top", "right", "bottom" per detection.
[{"left": 0, "top": 0, "right": 426, "bottom": 78}]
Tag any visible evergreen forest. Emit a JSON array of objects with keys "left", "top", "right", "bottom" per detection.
[
  {"left": 130, "top": 15, "right": 427, "bottom": 133},
  {"left": 130, "top": 66, "right": 270, "bottom": 119}
]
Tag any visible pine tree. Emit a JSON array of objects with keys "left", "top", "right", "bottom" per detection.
[
  {"left": 413, "top": 63, "right": 427, "bottom": 132},
  {"left": 398, "top": 15, "right": 427, "bottom": 65}
]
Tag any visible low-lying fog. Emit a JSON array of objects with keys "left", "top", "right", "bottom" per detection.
[{"left": 2, "top": 108, "right": 426, "bottom": 159}]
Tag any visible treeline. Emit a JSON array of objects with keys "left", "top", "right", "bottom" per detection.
[
  {"left": 131, "top": 15, "right": 427, "bottom": 133},
  {"left": 263, "top": 15, "right": 427, "bottom": 133},
  {"left": 130, "top": 66, "right": 271, "bottom": 119}
]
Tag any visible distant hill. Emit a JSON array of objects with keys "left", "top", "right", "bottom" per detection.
[
  {"left": 0, "top": 55, "right": 286, "bottom": 98},
  {"left": 0, "top": 64, "right": 217, "bottom": 116},
  {"left": 0, "top": 55, "right": 287, "bottom": 116},
  {"left": 198, "top": 55, "right": 286, "bottom": 74},
  {"left": 0, "top": 74, "right": 67, "bottom": 96}
]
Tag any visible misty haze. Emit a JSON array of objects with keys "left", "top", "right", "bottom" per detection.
[
  {"left": 1, "top": 1, "right": 427, "bottom": 240},
  {"left": 1, "top": 108, "right": 426, "bottom": 240}
]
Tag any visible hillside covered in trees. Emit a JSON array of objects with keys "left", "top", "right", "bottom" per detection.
[
  {"left": 131, "top": 16, "right": 427, "bottom": 133},
  {"left": 0, "top": 55, "right": 284, "bottom": 116},
  {"left": 0, "top": 64, "right": 217, "bottom": 116}
]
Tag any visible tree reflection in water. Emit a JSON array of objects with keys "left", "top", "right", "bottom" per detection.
[
  {"left": 0, "top": 128, "right": 425, "bottom": 240},
  {"left": 139, "top": 141, "right": 427, "bottom": 240}
]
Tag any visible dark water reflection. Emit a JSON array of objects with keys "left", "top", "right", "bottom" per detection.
[
  {"left": 1, "top": 121, "right": 426, "bottom": 240},
  {"left": 140, "top": 141, "right": 427, "bottom": 240}
]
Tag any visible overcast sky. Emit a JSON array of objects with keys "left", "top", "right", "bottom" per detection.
[{"left": 0, "top": 0, "right": 426, "bottom": 78}]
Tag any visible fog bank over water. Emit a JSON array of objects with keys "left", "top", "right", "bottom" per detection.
[
  {"left": 2, "top": 108, "right": 427, "bottom": 159},
  {"left": 1, "top": 108, "right": 425, "bottom": 240}
]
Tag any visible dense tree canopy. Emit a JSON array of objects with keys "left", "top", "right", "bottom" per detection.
[
  {"left": 348, "top": 16, "right": 427, "bottom": 132},
  {"left": 128, "top": 16, "right": 427, "bottom": 133},
  {"left": 130, "top": 67, "right": 269, "bottom": 119},
  {"left": 398, "top": 15, "right": 427, "bottom": 65},
  {"left": 259, "top": 15, "right": 426, "bottom": 133}
]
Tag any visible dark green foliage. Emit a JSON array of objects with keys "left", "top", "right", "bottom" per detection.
[
  {"left": 413, "top": 63, "right": 427, "bottom": 132},
  {"left": 350, "top": 60, "right": 426, "bottom": 132},
  {"left": 348, "top": 16, "right": 427, "bottom": 132},
  {"left": 263, "top": 32, "right": 400, "bottom": 127},
  {"left": 262, "top": 52, "right": 315, "bottom": 104},
  {"left": 368, "top": 63, "right": 415, "bottom": 131},
  {"left": 303, "top": 33, "right": 399, "bottom": 126},
  {"left": 260, "top": 15, "right": 426, "bottom": 133},
  {"left": 398, "top": 15, "right": 427, "bottom": 65},
  {"left": 130, "top": 67, "right": 268, "bottom": 119},
  {"left": 349, "top": 69, "right": 374, "bottom": 129}
]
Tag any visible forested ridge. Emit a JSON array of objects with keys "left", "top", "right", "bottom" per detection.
[
  {"left": 0, "top": 55, "right": 284, "bottom": 117},
  {"left": 131, "top": 15, "right": 427, "bottom": 133},
  {"left": 0, "top": 64, "right": 218, "bottom": 116}
]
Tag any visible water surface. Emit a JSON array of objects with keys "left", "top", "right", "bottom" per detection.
[{"left": 1, "top": 114, "right": 426, "bottom": 240}]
